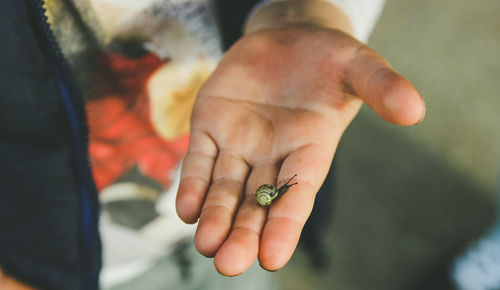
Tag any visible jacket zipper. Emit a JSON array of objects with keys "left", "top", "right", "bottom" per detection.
[{"left": 25, "top": 0, "right": 101, "bottom": 289}]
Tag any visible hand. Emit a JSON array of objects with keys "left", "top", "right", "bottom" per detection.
[
  {"left": 176, "top": 26, "right": 425, "bottom": 276},
  {"left": 0, "top": 268, "right": 35, "bottom": 290}
]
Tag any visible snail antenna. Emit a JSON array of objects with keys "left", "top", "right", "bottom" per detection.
[{"left": 283, "top": 174, "right": 297, "bottom": 186}]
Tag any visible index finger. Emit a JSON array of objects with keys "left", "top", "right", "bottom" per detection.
[{"left": 258, "top": 143, "right": 336, "bottom": 270}]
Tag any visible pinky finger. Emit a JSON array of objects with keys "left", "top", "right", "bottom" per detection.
[{"left": 176, "top": 131, "right": 218, "bottom": 224}]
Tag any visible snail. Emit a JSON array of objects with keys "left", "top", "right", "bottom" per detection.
[{"left": 255, "top": 174, "right": 298, "bottom": 207}]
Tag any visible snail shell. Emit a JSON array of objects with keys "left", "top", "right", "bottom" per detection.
[{"left": 255, "top": 184, "right": 278, "bottom": 207}]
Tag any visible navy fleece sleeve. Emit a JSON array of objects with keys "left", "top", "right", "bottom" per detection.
[
  {"left": 213, "top": 0, "right": 262, "bottom": 50},
  {"left": 0, "top": 1, "right": 88, "bottom": 289}
]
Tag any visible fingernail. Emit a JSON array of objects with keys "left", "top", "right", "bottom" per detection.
[{"left": 413, "top": 98, "right": 426, "bottom": 125}]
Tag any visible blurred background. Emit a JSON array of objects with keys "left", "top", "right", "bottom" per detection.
[{"left": 278, "top": 0, "right": 500, "bottom": 289}]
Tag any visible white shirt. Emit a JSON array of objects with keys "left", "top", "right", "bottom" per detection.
[{"left": 252, "top": 0, "right": 386, "bottom": 42}]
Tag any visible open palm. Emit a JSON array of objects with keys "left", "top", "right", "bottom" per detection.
[{"left": 176, "top": 26, "right": 425, "bottom": 276}]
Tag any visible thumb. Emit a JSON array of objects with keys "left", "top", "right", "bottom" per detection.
[{"left": 346, "top": 47, "right": 425, "bottom": 126}]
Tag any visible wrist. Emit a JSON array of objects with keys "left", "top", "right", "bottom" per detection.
[{"left": 245, "top": 0, "right": 354, "bottom": 36}]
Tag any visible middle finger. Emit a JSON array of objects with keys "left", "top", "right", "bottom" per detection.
[{"left": 194, "top": 151, "right": 249, "bottom": 257}]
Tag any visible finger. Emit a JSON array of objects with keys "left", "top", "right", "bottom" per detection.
[
  {"left": 346, "top": 46, "right": 426, "bottom": 126},
  {"left": 194, "top": 152, "right": 249, "bottom": 257},
  {"left": 259, "top": 144, "right": 334, "bottom": 271},
  {"left": 214, "top": 163, "right": 279, "bottom": 276},
  {"left": 176, "top": 131, "right": 218, "bottom": 224}
]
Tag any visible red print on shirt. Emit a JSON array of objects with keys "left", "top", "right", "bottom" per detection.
[{"left": 85, "top": 52, "right": 189, "bottom": 190}]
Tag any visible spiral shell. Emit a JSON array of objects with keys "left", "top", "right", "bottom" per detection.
[{"left": 255, "top": 184, "right": 278, "bottom": 207}]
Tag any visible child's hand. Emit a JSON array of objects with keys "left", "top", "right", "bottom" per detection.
[{"left": 176, "top": 25, "right": 424, "bottom": 276}]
